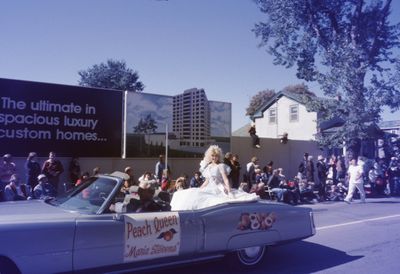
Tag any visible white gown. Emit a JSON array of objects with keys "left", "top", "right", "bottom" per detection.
[{"left": 171, "top": 163, "right": 259, "bottom": 210}]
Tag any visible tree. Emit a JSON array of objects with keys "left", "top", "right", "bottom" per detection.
[
  {"left": 134, "top": 114, "right": 158, "bottom": 134},
  {"left": 78, "top": 59, "right": 144, "bottom": 91},
  {"left": 246, "top": 89, "right": 276, "bottom": 116},
  {"left": 253, "top": 0, "right": 400, "bottom": 148},
  {"left": 282, "top": 83, "right": 315, "bottom": 97},
  {"left": 246, "top": 83, "right": 314, "bottom": 116}
]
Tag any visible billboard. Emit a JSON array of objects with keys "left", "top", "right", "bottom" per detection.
[
  {"left": 126, "top": 89, "right": 231, "bottom": 157},
  {"left": 0, "top": 78, "right": 122, "bottom": 157}
]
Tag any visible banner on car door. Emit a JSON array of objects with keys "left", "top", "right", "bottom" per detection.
[{"left": 124, "top": 212, "right": 180, "bottom": 262}]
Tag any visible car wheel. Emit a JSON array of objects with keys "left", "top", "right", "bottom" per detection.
[
  {"left": 226, "top": 245, "right": 267, "bottom": 269},
  {"left": 0, "top": 257, "right": 21, "bottom": 274}
]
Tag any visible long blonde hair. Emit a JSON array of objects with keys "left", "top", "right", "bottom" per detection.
[{"left": 203, "top": 145, "right": 223, "bottom": 164}]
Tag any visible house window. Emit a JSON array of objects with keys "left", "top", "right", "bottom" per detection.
[
  {"left": 269, "top": 108, "right": 277, "bottom": 124},
  {"left": 290, "top": 104, "right": 299, "bottom": 122}
]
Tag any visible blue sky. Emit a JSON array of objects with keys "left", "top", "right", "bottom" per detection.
[{"left": 1, "top": 0, "right": 399, "bottom": 131}]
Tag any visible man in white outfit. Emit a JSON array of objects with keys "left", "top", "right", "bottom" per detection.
[{"left": 344, "top": 158, "right": 366, "bottom": 204}]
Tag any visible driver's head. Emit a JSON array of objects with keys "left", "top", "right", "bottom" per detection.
[{"left": 138, "top": 180, "right": 155, "bottom": 201}]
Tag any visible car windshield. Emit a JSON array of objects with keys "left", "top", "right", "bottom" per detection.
[{"left": 47, "top": 176, "right": 118, "bottom": 214}]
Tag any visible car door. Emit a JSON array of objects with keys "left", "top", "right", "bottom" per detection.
[
  {"left": 73, "top": 210, "right": 202, "bottom": 272},
  {"left": 73, "top": 213, "right": 124, "bottom": 271}
]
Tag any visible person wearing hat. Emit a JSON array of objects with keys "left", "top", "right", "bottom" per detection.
[
  {"left": 121, "top": 166, "right": 136, "bottom": 194},
  {"left": 3, "top": 174, "right": 26, "bottom": 201},
  {"left": 316, "top": 155, "right": 327, "bottom": 201},
  {"left": 33, "top": 174, "right": 56, "bottom": 200}
]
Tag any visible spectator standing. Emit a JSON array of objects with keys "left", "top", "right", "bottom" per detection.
[
  {"left": 155, "top": 155, "right": 170, "bottom": 184},
  {"left": 316, "top": 155, "right": 327, "bottom": 200},
  {"left": 344, "top": 159, "right": 366, "bottom": 204},
  {"left": 387, "top": 157, "right": 400, "bottom": 196},
  {"left": 25, "top": 152, "right": 41, "bottom": 192},
  {"left": 327, "top": 156, "right": 338, "bottom": 184},
  {"left": 33, "top": 174, "right": 56, "bottom": 199},
  {"left": 230, "top": 154, "right": 241, "bottom": 189},
  {"left": 0, "top": 154, "right": 16, "bottom": 197},
  {"left": 248, "top": 122, "right": 261, "bottom": 148},
  {"left": 306, "top": 155, "right": 315, "bottom": 183},
  {"left": 368, "top": 162, "right": 385, "bottom": 195},
  {"left": 189, "top": 171, "right": 204, "bottom": 188},
  {"left": 298, "top": 153, "right": 309, "bottom": 180},
  {"left": 246, "top": 157, "right": 259, "bottom": 187},
  {"left": 336, "top": 155, "right": 346, "bottom": 183},
  {"left": 68, "top": 157, "right": 81, "bottom": 186},
  {"left": 42, "top": 151, "right": 64, "bottom": 194}
]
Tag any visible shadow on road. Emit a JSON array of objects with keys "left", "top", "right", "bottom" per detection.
[
  {"left": 148, "top": 241, "right": 362, "bottom": 274},
  {"left": 367, "top": 200, "right": 400, "bottom": 204}
]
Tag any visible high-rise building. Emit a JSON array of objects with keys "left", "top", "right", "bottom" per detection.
[{"left": 172, "top": 88, "right": 210, "bottom": 147}]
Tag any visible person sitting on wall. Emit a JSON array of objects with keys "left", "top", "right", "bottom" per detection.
[{"left": 248, "top": 122, "right": 261, "bottom": 148}]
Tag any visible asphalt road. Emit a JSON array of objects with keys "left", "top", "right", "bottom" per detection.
[{"left": 152, "top": 197, "right": 400, "bottom": 274}]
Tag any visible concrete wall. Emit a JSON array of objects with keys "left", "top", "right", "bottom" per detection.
[
  {"left": 231, "top": 136, "right": 322, "bottom": 180},
  {"left": 10, "top": 136, "right": 322, "bottom": 191},
  {"left": 10, "top": 156, "right": 202, "bottom": 192},
  {"left": 255, "top": 96, "right": 317, "bottom": 141}
]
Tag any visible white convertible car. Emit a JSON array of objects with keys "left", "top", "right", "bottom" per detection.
[{"left": 0, "top": 172, "right": 315, "bottom": 274}]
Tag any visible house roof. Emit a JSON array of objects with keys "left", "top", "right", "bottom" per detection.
[
  {"left": 319, "top": 116, "right": 345, "bottom": 131},
  {"left": 251, "top": 90, "right": 312, "bottom": 120},
  {"left": 232, "top": 123, "right": 251, "bottom": 137},
  {"left": 378, "top": 120, "right": 400, "bottom": 129},
  {"left": 320, "top": 120, "right": 384, "bottom": 138}
]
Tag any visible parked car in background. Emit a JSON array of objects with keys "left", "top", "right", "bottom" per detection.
[{"left": 0, "top": 172, "right": 315, "bottom": 274}]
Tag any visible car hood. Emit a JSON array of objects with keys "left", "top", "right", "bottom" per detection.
[{"left": 0, "top": 200, "right": 80, "bottom": 223}]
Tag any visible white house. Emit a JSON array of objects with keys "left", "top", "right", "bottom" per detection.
[
  {"left": 378, "top": 120, "right": 400, "bottom": 136},
  {"left": 251, "top": 91, "right": 318, "bottom": 141}
]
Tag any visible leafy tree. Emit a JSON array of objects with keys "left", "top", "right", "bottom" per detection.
[
  {"left": 134, "top": 114, "right": 158, "bottom": 134},
  {"left": 253, "top": 0, "right": 400, "bottom": 148},
  {"left": 246, "top": 83, "right": 315, "bottom": 116},
  {"left": 282, "top": 83, "right": 315, "bottom": 97},
  {"left": 78, "top": 59, "right": 144, "bottom": 91},
  {"left": 246, "top": 89, "right": 276, "bottom": 116}
]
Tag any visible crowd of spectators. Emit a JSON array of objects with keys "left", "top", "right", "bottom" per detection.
[
  {"left": 1, "top": 144, "right": 400, "bottom": 207},
  {"left": 0, "top": 152, "right": 60, "bottom": 202}
]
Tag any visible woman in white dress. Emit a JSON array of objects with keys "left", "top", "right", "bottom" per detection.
[{"left": 170, "top": 145, "right": 259, "bottom": 210}]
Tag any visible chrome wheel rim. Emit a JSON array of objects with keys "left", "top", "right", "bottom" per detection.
[{"left": 237, "top": 246, "right": 265, "bottom": 265}]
